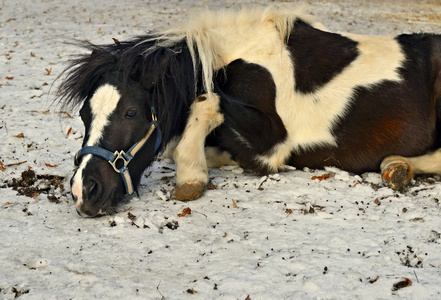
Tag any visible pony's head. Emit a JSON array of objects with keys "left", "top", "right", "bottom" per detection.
[{"left": 58, "top": 39, "right": 196, "bottom": 217}]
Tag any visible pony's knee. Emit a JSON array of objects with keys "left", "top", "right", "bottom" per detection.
[
  {"left": 189, "top": 93, "right": 224, "bottom": 133},
  {"left": 380, "top": 155, "right": 415, "bottom": 190}
]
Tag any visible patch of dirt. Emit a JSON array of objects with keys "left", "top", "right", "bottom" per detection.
[
  {"left": 2, "top": 169, "right": 67, "bottom": 203},
  {"left": 397, "top": 245, "right": 424, "bottom": 268},
  {"left": 413, "top": 174, "right": 441, "bottom": 186}
]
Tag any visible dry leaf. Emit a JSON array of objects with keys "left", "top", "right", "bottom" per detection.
[
  {"left": 45, "top": 68, "right": 52, "bottom": 75},
  {"left": 67, "top": 127, "right": 72, "bottom": 136},
  {"left": 42, "top": 110, "right": 50, "bottom": 114},
  {"left": 4, "top": 161, "right": 27, "bottom": 167},
  {"left": 0, "top": 162, "right": 5, "bottom": 171},
  {"left": 33, "top": 193, "right": 38, "bottom": 200},
  {"left": 14, "top": 133, "right": 24, "bottom": 138},
  {"left": 178, "top": 207, "right": 191, "bottom": 217},
  {"left": 112, "top": 38, "right": 121, "bottom": 45},
  {"left": 59, "top": 111, "right": 74, "bottom": 118},
  {"left": 45, "top": 163, "right": 58, "bottom": 168},
  {"left": 232, "top": 199, "right": 237, "bottom": 208},
  {"left": 311, "top": 174, "right": 331, "bottom": 181},
  {"left": 186, "top": 288, "right": 197, "bottom": 294},
  {"left": 6, "top": 76, "right": 14, "bottom": 80},
  {"left": 285, "top": 208, "right": 293, "bottom": 214}
]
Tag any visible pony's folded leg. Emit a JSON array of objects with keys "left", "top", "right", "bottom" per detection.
[
  {"left": 380, "top": 156, "right": 414, "bottom": 190},
  {"left": 173, "top": 93, "right": 224, "bottom": 201}
]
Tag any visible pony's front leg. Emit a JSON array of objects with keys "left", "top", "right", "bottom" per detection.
[{"left": 173, "top": 93, "right": 224, "bottom": 201}]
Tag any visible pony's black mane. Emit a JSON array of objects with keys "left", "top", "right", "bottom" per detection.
[{"left": 58, "top": 35, "right": 198, "bottom": 147}]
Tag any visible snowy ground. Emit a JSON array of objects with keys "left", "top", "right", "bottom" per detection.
[{"left": 1, "top": 0, "right": 441, "bottom": 299}]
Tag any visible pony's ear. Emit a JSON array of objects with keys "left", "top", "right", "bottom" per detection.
[{"left": 90, "top": 49, "right": 101, "bottom": 58}]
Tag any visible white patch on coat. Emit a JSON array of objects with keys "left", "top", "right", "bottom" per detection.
[
  {"left": 204, "top": 146, "right": 238, "bottom": 168},
  {"left": 256, "top": 33, "right": 405, "bottom": 171},
  {"left": 72, "top": 84, "right": 121, "bottom": 209},
  {"left": 162, "top": 139, "right": 237, "bottom": 168}
]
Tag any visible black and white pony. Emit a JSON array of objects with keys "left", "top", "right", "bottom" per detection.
[{"left": 59, "top": 7, "right": 441, "bottom": 217}]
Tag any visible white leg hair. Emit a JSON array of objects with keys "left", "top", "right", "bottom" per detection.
[
  {"left": 162, "top": 139, "right": 237, "bottom": 168},
  {"left": 381, "top": 149, "right": 441, "bottom": 189},
  {"left": 173, "top": 93, "right": 224, "bottom": 200},
  {"left": 204, "top": 146, "right": 237, "bottom": 168},
  {"left": 161, "top": 137, "right": 180, "bottom": 160},
  {"left": 163, "top": 138, "right": 236, "bottom": 168}
]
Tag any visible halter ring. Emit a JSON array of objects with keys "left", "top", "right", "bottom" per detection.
[{"left": 109, "top": 150, "right": 130, "bottom": 173}]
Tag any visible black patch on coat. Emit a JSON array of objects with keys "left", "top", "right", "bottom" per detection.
[
  {"left": 211, "top": 59, "right": 287, "bottom": 173},
  {"left": 288, "top": 20, "right": 359, "bottom": 94}
]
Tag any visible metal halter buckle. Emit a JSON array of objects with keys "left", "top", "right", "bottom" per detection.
[{"left": 108, "top": 150, "right": 130, "bottom": 173}]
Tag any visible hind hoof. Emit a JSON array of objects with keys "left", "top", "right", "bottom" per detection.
[
  {"left": 382, "top": 162, "right": 411, "bottom": 190},
  {"left": 173, "top": 182, "right": 206, "bottom": 201}
]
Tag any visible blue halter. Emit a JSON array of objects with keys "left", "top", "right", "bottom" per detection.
[{"left": 74, "top": 107, "right": 162, "bottom": 198}]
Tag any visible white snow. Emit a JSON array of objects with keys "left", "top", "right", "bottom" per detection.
[{"left": 1, "top": 0, "right": 441, "bottom": 299}]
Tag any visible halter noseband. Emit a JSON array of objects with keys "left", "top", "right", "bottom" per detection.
[{"left": 74, "top": 107, "right": 162, "bottom": 199}]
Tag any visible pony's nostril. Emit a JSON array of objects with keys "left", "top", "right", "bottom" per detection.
[{"left": 86, "top": 179, "right": 99, "bottom": 197}]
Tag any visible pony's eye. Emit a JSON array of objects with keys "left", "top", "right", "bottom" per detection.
[{"left": 125, "top": 110, "right": 137, "bottom": 119}]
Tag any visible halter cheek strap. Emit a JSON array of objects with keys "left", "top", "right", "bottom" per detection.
[{"left": 74, "top": 107, "right": 162, "bottom": 198}]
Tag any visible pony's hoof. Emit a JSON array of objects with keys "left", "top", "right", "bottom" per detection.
[
  {"left": 381, "top": 162, "right": 410, "bottom": 190},
  {"left": 174, "top": 182, "right": 206, "bottom": 201}
]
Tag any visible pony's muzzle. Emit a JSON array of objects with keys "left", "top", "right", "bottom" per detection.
[{"left": 74, "top": 175, "right": 105, "bottom": 217}]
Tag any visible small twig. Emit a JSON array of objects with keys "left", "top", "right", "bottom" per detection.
[
  {"left": 157, "top": 281, "right": 165, "bottom": 300},
  {"left": 195, "top": 210, "right": 208, "bottom": 218},
  {"left": 5, "top": 160, "right": 27, "bottom": 167},
  {"left": 414, "top": 270, "right": 420, "bottom": 283}
]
